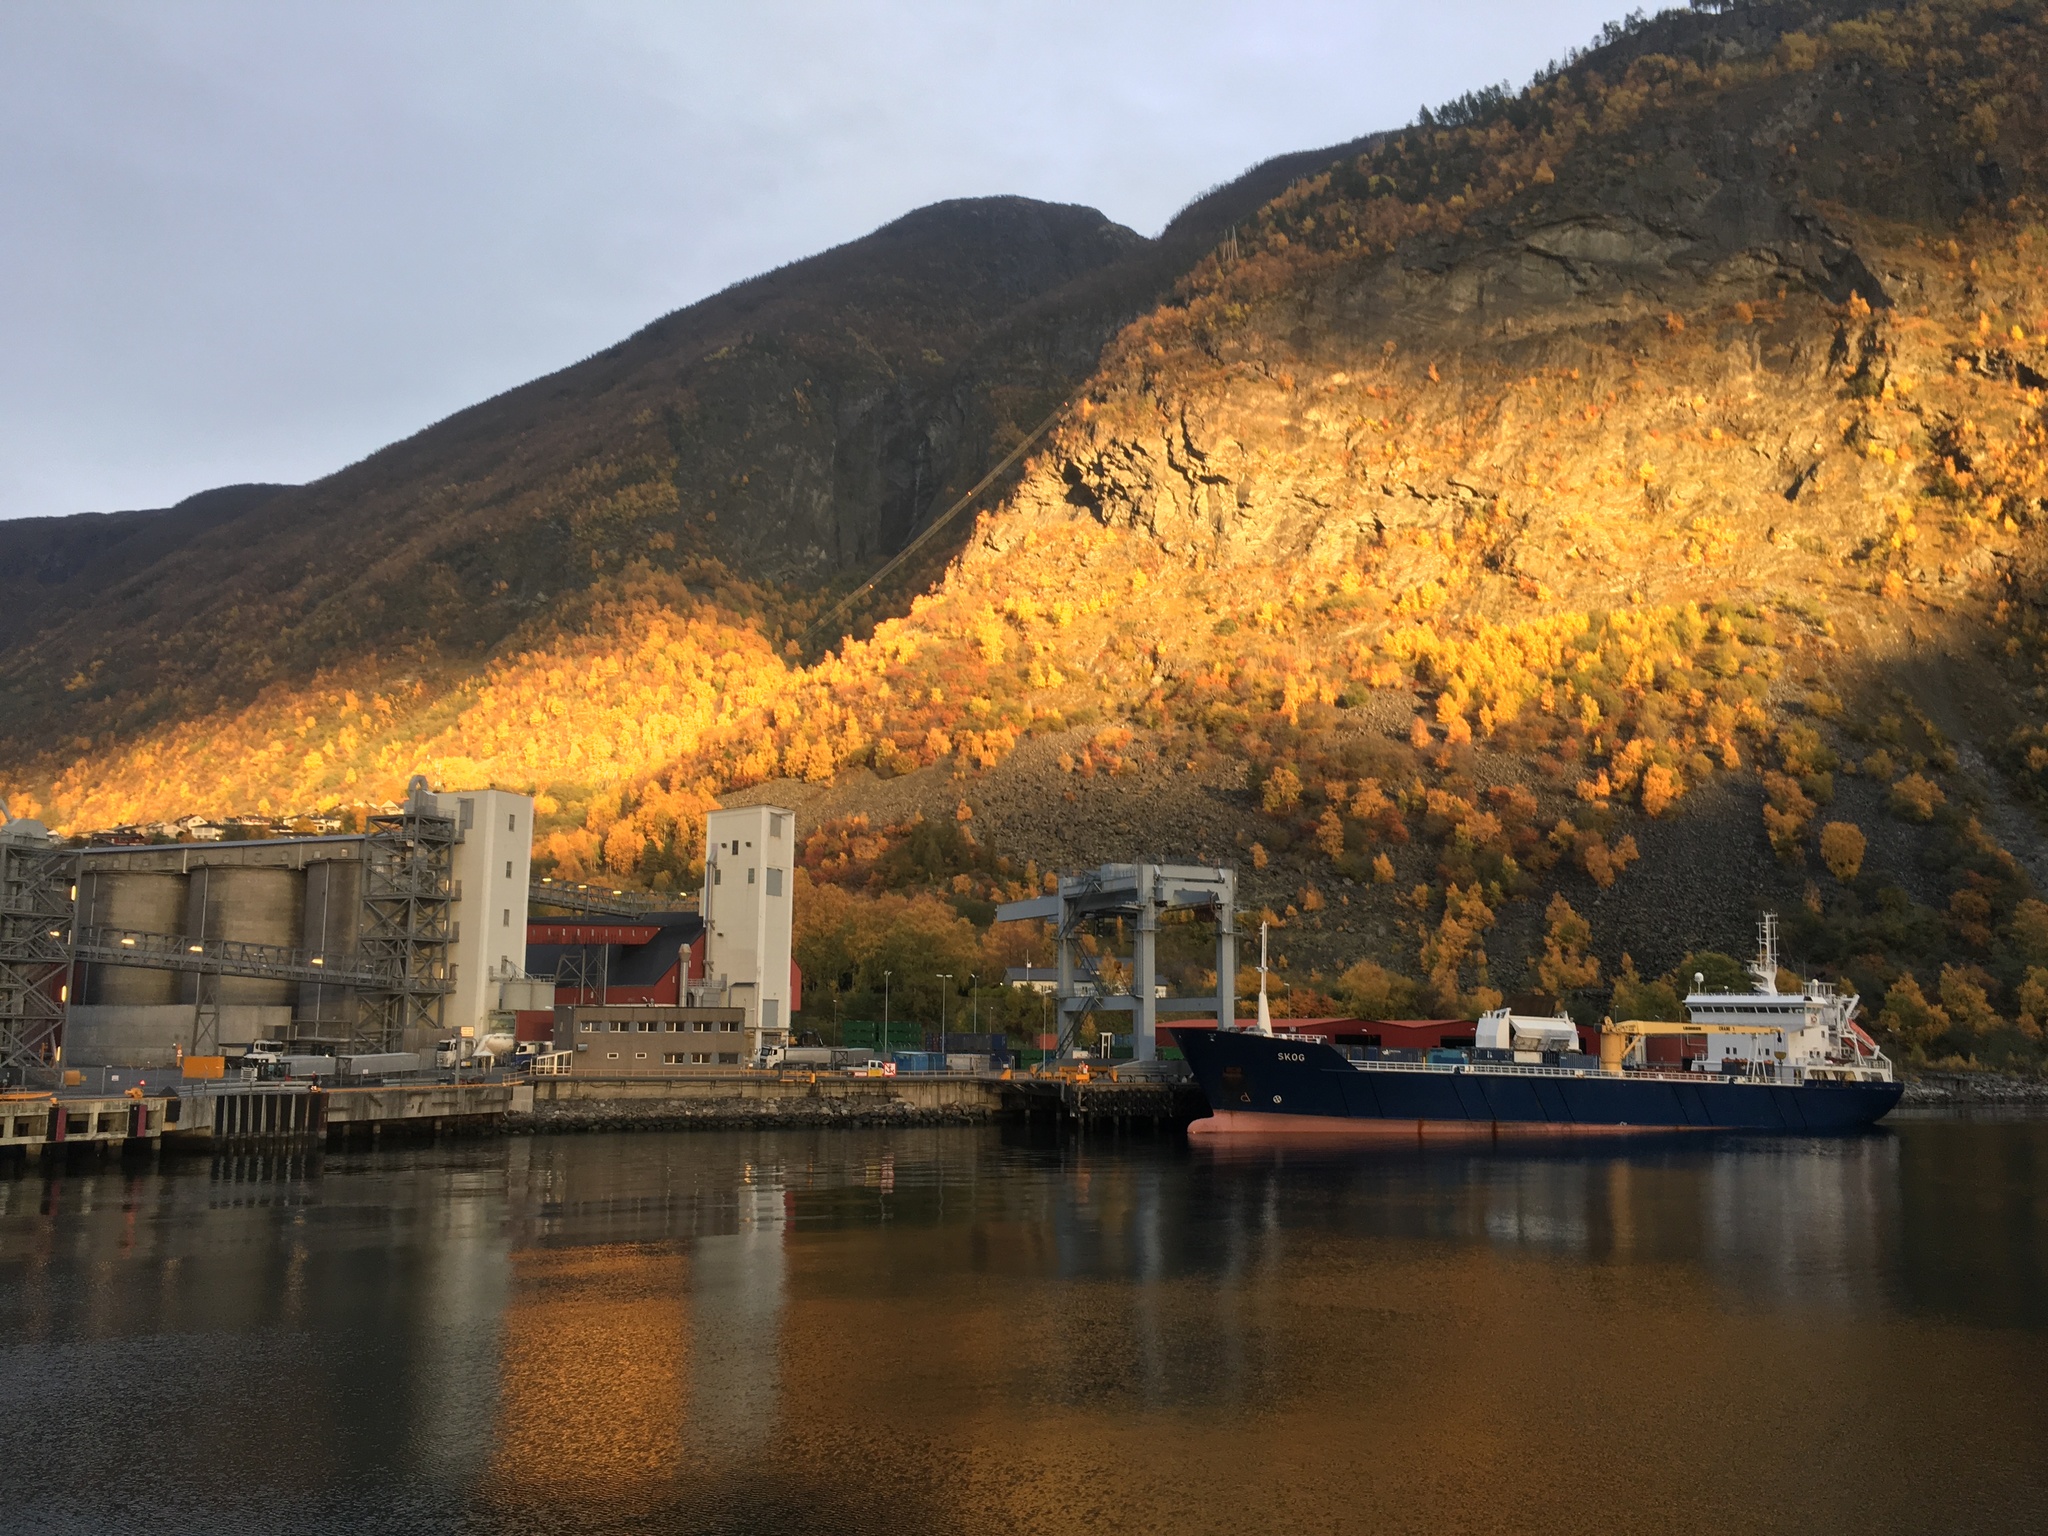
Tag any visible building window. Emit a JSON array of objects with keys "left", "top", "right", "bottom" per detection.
[
  {"left": 747, "top": 867, "right": 756, "bottom": 885},
  {"left": 691, "top": 1051, "right": 711, "bottom": 1065},
  {"left": 718, "top": 1052, "right": 740, "bottom": 1065},
  {"left": 505, "top": 860, "right": 512, "bottom": 879},
  {"left": 770, "top": 813, "right": 786, "bottom": 838},
  {"left": 607, "top": 1052, "right": 619, "bottom": 1060},
  {"left": 635, "top": 1052, "right": 646, "bottom": 1060},
  {"left": 509, "top": 813, "right": 516, "bottom": 831},
  {"left": 763, "top": 999, "right": 780, "bottom": 1029},
  {"left": 721, "top": 1021, "right": 738, "bottom": 1032},
  {"left": 766, "top": 867, "right": 783, "bottom": 897},
  {"left": 713, "top": 867, "right": 721, "bottom": 886},
  {"left": 503, "top": 909, "right": 510, "bottom": 927}
]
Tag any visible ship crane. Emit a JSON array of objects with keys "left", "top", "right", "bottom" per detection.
[{"left": 1598, "top": 1017, "right": 1787, "bottom": 1074}]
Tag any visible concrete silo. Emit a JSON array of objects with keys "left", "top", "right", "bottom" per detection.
[
  {"left": 183, "top": 866, "right": 305, "bottom": 1005},
  {"left": 79, "top": 869, "right": 189, "bottom": 1005}
]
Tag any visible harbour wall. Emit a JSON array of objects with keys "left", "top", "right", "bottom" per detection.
[
  {"left": 517, "top": 1074, "right": 1007, "bottom": 1132},
  {"left": 515, "top": 1073, "right": 1208, "bottom": 1132}
]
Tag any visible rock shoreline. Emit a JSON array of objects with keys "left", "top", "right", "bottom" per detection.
[
  {"left": 1899, "top": 1071, "right": 2048, "bottom": 1106},
  {"left": 510, "top": 1096, "right": 1002, "bottom": 1135}
]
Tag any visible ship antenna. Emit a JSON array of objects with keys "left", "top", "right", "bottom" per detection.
[
  {"left": 1253, "top": 920, "right": 1274, "bottom": 1036},
  {"left": 1749, "top": 913, "right": 1780, "bottom": 995}
]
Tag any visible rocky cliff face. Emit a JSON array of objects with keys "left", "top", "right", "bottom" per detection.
[{"left": 995, "top": 0, "right": 2038, "bottom": 623}]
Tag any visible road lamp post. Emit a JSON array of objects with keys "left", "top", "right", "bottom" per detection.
[
  {"left": 936, "top": 974, "right": 953, "bottom": 1061},
  {"left": 882, "top": 971, "right": 892, "bottom": 1063}
]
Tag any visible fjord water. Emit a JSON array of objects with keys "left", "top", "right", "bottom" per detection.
[{"left": 3, "top": 1119, "right": 2044, "bottom": 1536}]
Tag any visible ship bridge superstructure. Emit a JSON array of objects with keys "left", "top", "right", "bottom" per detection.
[{"left": 1679, "top": 915, "right": 1891, "bottom": 1083}]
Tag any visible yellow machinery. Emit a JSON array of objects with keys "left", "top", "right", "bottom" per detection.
[{"left": 1599, "top": 1017, "right": 1788, "bottom": 1074}]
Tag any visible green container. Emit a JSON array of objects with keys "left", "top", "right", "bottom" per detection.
[{"left": 841, "top": 1021, "right": 913, "bottom": 1052}]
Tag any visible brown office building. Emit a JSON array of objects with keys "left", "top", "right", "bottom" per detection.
[{"left": 566, "top": 1005, "right": 749, "bottom": 1073}]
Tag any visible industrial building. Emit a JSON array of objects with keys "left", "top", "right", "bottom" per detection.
[
  {"left": 0, "top": 781, "right": 544, "bottom": 1076},
  {"left": 528, "top": 803, "right": 799, "bottom": 1070},
  {"left": 527, "top": 912, "right": 705, "bottom": 1015},
  {"left": 563, "top": 1003, "right": 749, "bottom": 1073},
  {"left": 0, "top": 787, "right": 797, "bottom": 1082}
]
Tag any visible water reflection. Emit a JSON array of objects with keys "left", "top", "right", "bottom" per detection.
[{"left": 0, "top": 1120, "right": 2042, "bottom": 1535}]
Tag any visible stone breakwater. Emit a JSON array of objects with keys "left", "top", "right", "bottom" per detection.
[
  {"left": 512, "top": 1073, "right": 1009, "bottom": 1134},
  {"left": 512, "top": 1094, "right": 999, "bottom": 1134},
  {"left": 1900, "top": 1071, "right": 2048, "bottom": 1106}
]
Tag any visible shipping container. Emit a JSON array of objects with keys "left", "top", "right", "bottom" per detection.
[{"left": 922, "top": 1031, "right": 1002, "bottom": 1054}]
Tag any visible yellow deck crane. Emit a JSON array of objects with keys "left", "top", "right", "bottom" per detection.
[{"left": 1599, "top": 1017, "right": 1789, "bottom": 1074}]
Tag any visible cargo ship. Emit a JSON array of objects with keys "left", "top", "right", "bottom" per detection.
[{"left": 1179, "top": 917, "right": 1901, "bottom": 1136}]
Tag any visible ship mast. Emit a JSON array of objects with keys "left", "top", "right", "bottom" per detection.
[
  {"left": 1251, "top": 920, "right": 1273, "bottom": 1036},
  {"left": 1748, "top": 913, "right": 1780, "bottom": 996}
]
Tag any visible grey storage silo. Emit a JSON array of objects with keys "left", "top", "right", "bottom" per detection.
[
  {"left": 183, "top": 866, "right": 306, "bottom": 1005},
  {"left": 298, "top": 856, "right": 363, "bottom": 1029},
  {"left": 81, "top": 869, "right": 189, "bottom": 1005}
]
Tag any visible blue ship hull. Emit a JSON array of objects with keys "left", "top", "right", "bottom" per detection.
[{"left": 1174, "top": 1029, "right": 1903, "bottom": 1136}]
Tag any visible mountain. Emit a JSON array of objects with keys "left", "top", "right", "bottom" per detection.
[
  {"left": 0, "top": 483, "right": 292, "bottom": 653},
  {"left": 6, "top": 0, "right": 2048, "bottom": 1068},
  {"left": 0, "top": 156, "right": 1372, "bottom": 763}
]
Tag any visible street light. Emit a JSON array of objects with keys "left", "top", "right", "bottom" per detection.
[
  {"left": 936, "top": 973, "right": 953, "bottom": 1059},
  {"left": 882, "top": 970, "right": 892, "bottom": 1063}
]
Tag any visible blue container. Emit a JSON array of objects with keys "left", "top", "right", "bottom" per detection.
[
  {"left": 891, "top": 1051, "right": 942, "bottom": 1074},
  {"left": 1426, "top": 1047, "right": 1469, "bottom": 1066}
]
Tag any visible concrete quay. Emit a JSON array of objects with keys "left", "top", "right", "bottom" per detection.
[
  {"left": 0, "top": 1072, "right": 1210, "bottom": 1160},
  {"left": 0, "top": 1080, "right": 538, "bottom": 1159},
  {"left": 517, "top": 1071, "right": 1209, "bottom": 1133},
  {"left": 518, "top": 1072, "right": 1006, "bottom": 1132}
]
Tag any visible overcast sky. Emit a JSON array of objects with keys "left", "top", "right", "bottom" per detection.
[{"left": 1, "top": 0, "right": 1630, "bottom": 521}]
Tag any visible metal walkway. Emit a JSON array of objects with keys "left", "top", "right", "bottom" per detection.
[
  {"left": 72, "top": 925, "right": 447, "bottom": 994},
  {"left": 528, "top": 880, "right": 692, "bottom": 919}
]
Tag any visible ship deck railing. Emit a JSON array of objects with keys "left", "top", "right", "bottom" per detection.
[{"left": 1340, "top": 1056, "right": 1892, "bottom": 1088}]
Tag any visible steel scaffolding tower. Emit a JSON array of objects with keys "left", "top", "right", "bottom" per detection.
[
  {"left": 349, "top": 788, "right": 456, "bottom": 1055},
  {"left": 0, "top": 809, "right": 75, "bottom": 1087}
]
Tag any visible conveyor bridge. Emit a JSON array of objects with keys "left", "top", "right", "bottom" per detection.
[{"left": 72, "top": 926, "right": 449, "bottom": 995}]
